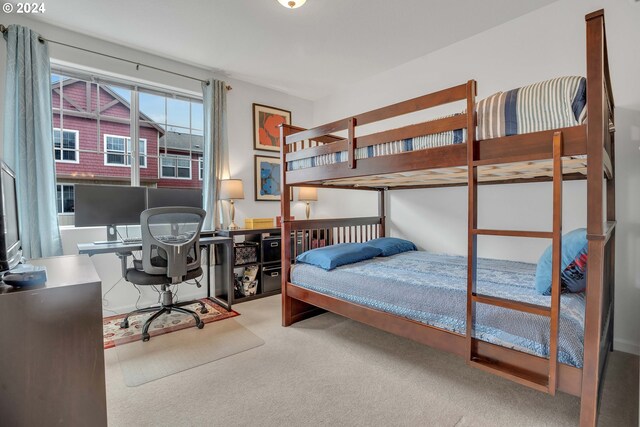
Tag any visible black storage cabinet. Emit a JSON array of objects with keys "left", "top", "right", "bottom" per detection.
[
  {"left": 262, "top": 264, "right": 281, "bottom": 293},
  {"left": 262, "top": 236, "right": 281, "bottom": 263},
  {"left": 215, "top": 228, "right": 283, "bottom": 304}
]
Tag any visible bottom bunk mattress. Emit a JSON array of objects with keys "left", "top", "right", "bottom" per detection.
[{"left": 290, "top": 251, "right": 585, "bottom": 368}]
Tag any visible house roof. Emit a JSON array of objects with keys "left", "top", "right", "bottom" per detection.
[
  {"left": 159, "top": 131, "right": 204, "bottom": 154},
  {"left": 52, "top": 77, "right": 165, "bottom": 134},
  {"left": 52, "top": 78, "right": 204, "bottom": 153}
]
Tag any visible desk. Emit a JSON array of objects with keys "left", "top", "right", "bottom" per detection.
[
  {"left": 78, "top": 236, "right": 234, "bottom": 311},
  {"left": 0, "top": 255, "right": 107, "bottom": 426}
]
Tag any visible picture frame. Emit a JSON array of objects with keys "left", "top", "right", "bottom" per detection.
[
  {"left": 254, "top": 155, "right": 291, "bottom": 202},
  {"left": 253, "top": 103, "right": 291, "bottom": 152}
]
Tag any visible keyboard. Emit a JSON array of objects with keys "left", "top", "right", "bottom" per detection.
[
  {"left": 120, "top": 232, "right": 196, "bottom": 245},
  {"left": 121, "top": 237, "right": 142, "bottom": 244}
]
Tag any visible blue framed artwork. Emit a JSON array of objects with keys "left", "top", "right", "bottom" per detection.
[{"left": 254, "top": 155, "right": 282, "bottom": 201}]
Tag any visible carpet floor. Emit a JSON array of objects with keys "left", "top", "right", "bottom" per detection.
[{"left": 105, "top": 295, "right": 638, "bottom": 426}]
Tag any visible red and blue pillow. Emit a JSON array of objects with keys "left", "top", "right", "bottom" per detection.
[{"left": 535, "top": 228, "right": 588, "bottom": 295}]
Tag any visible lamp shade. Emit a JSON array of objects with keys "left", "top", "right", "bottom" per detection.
[
  {"left": 220, "top": 179, "right": 244, "bottom": 200},
  {"left": 297, "top": 187, "right": 318, "bottom": 202}
]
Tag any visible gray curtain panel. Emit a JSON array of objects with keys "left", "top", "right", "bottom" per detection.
[
  {"left": 202, "top": 79, "right": 229, "bottom": 230},
  {"left": 3, "top": 25, "right": 62, "bottom": 259}
]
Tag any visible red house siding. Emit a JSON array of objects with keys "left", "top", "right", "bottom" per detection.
[
  {"left": 157, "top": 149, "right": 203, "bottom": 189},
  {"left": 52, "top": 80, "right": 202, "bottom": 189}
]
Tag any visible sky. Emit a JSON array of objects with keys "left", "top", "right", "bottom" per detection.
[{"left": 52, "top": 74, "right": 203, "bottom": 135}]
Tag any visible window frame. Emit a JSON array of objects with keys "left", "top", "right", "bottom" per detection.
[
  {"left": 53, "top": 128, "right": 80, "bottom": 164},
  {"left": 160, "top": 154, "right": 192, "bottom": 180},
  {"left": 198, "top": 157, "right": 203, "bottom": 181},
  {"left": 56, "top": 184, "right": 75, "bottom": 215},
  {"left": 103, "top": 134, "right": 147, "bottom": 168}
]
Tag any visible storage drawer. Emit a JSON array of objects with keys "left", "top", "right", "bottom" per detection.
[
  {"left": 234, "top": 242, "right": 259, "bottom": 265},
  {"left": 261, "top": 265, "right": 281, "bottom": 293},
  {"left": 262, "top": 236, "right": 281, "bottom": 263}
]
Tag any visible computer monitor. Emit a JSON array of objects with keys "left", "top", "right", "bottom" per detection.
[
  {"left": 74, "top": 184, "right": 147, "bottom": 241},
  {"left": 147, "top": 188, "right": 202, "bottom": 209},
  {"left": 0, "top": 162, "right": 21, "bottom": 271}
]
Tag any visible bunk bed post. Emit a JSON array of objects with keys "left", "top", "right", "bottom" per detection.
[
  {"left": 465, "top": 79, "right": 477, "bottom": 363},
  {"left": 280, "top": 124, "right": 294, "bottom": 326},
  {"left": 548, "top": 131, "right": 564, "bottom": 395},
  {"left": 606, "top": 130, "right": 616, "bottom": 352},
  {"left": 581, "top": 9, "right": 610, "bottom": 427}
]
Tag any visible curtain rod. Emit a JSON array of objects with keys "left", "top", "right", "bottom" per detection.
[{"left": 0, "top": 24, "right": 231, "bottom": 90}]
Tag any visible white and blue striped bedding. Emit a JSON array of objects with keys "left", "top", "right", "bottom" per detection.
[
  {"left": 291, "top": 251, "right": 585, "bottom": 367},
  {"left": 288, "top": 76, "right": 587, "bottom": 172}
]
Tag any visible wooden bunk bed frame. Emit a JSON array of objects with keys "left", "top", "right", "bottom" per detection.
[{"left": 278, "top": 10, "right": 615, "bottom": 426}]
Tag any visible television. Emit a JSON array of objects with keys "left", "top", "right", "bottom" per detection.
[{"left": 0, "top": 162, "right": 21, "bottom": 271}]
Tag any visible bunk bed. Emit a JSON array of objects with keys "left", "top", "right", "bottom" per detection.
[{"left": 278, "top": 10, "right": 614, "bottom": 427}]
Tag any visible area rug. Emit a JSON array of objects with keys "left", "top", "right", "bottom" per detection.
[
  {"left": 103, "top": 298, "right": 238, "bottom": 349},
  {"left": 114, "top": 318, "right": 265, "bottom": 387}
]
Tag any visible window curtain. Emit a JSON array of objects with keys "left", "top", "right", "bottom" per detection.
[
  {"left": 201, "top": 79, "right": 229, "bottom": 230},
  {"left": 3, "top": 25, "right": 62, "bottom": 259}
]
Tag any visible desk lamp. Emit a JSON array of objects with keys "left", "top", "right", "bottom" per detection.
[
  {"left": 297, "top": 187, "right": 318, "bottom": 220},
  {"left": 220, "top": 179, "right": 244, "bottom": 230}
]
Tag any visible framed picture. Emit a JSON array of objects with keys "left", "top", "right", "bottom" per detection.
[
  {"left": 253, "top": 103, "right": 291, "bottom": 152},
  {"left": 254, "top": 155, "right": 291, "bottom": 202}
]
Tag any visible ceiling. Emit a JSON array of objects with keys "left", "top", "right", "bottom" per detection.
[{"left": 27, "top": 0, "right": 558, "bottom": 100}]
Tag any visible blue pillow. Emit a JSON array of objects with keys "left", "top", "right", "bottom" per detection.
[
  {"left": 366, "top": 237, "right": 417, "bottom": 257},
  {"left": 296, "top": 243, "right": 382, "bottom": 271},
  {"left": 535, "top": 228, "right": 588, "bottom": 295}
]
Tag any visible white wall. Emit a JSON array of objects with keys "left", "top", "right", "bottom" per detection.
[{"left": 312, "top": 0, "right": 640, "bottom": 354}]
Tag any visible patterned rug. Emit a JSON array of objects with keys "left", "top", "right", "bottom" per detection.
[{"left": 103, "top": 299, "right": 238, "bottom": 349}]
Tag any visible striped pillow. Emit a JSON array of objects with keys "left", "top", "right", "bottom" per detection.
[{"left": 477, "top": 76, "right": 587, "bottom": 140}]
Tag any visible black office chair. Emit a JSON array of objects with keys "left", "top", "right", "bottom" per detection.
[{"left": 120, "top": 207, "right": 208, "bottom": 342}]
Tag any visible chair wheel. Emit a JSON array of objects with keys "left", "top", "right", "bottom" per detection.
[
  {"left": 197, "top": 322, "right": 205, "bottom": 329},
  {"left": 142, "top": 333, "right": 150, "bottom": 342},
  {"left": 120, "top": 320, "right": 129, "bottom": 329},
  {"left": 200, "top": 308, "right": 209, "bottom": 314}
]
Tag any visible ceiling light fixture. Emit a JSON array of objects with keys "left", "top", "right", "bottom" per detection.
[{"left": 278, "top": 0, "right": 306, "bottom": 9}]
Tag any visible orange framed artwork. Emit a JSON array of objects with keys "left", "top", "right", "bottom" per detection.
[{"left": 253, "top": 103, "right": 292, "bottom": 152}]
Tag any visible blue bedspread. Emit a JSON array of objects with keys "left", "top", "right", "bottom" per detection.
[{"left": 290, "top": 251, "right": 585, "bottom": 367}]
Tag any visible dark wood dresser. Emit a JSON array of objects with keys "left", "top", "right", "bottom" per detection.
[{"left": 0, "top": 255, "right": 107, "bottom": 427}]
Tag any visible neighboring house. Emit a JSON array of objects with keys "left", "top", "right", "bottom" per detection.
[
  {"left": 158, "top": 131, "right": 203, "bottom": 189},
  {"left": 51, "top": 78, "right": 202, "bottom": 224}
]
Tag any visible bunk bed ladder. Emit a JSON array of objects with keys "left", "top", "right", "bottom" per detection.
[{"left": 466, "top": 131, "right": 564, "bottom": 395}]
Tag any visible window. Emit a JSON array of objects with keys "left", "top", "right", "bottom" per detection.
[
  {"left": 160, "top": 154, "right": 192, "bottom": 179},
  {"left": 104, "top": 135, "right": 147, "bottom": 168},
  {"left": 50, "top": 67, "right": 203, "bottom": 216},
  {"left": 54, "top": 129, "right": 79, "bottom": 163},
  {"left": 199, "top": 157, "right": 203, "bottom": 180},
  {"left": 141, "top": 89, "right": 203, "bottom": 189},
  {"left": 56, "top": 184, "right": 75, "bottom": 214}
]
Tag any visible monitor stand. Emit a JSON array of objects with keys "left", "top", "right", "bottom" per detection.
[{"left": 94, "top": 225, "right": 121, "bottom": 245}]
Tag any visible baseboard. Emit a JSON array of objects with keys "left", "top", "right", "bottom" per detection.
[{"left": 614, "top": 338, "right": 640, "bottom": 355}]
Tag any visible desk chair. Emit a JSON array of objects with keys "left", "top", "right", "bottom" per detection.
[{"left": 120, "top": 207, "right": 208, "bottom": 342}]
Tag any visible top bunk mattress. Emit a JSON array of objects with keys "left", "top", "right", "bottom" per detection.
[
  {"left": 290, "top": 251, "right": 585, "bottom": 368},
  {"left": 288, "top": 76, "right": 586, "bottom": 171}
]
